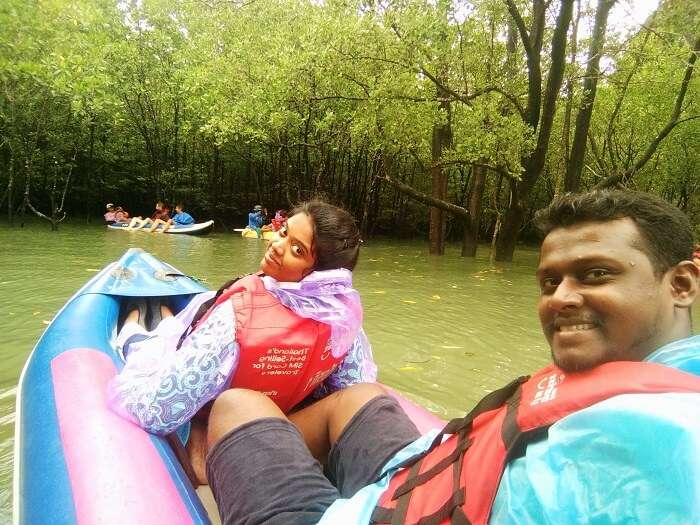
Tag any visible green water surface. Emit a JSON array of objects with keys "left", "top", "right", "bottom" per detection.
[{"left": 2, "top": 222, "right": 697, "bottom": 522}]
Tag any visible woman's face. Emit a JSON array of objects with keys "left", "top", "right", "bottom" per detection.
[{"left": 259, "top": 212, "right": 316, "bottom": 282}]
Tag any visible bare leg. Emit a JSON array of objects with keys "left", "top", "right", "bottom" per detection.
[
  {"left": 160, "top": 220, "right": 173, "bottom": 233},
  {"left": 135, "top": 218, "right": 152, "bottom": 230},
  {"left": 148, "top": 219, "right": 163, "bottom": 233},
  {"left": 207, "top": 383, "right": 386, "bottom": 464},
  {"left": 161, "top": 303, "right": 173, "bottom": 318},
  {"left": 187, "top": 420, "right": 210, "bottom": 486},
  {"left": 289, "top": 383, "right": 387, "bottom": 462},
  {"left": 124, "top": 308, "right": 139, "bottom": 324},
  {"left": 126, "top": 217, "right": 142, "bottom": 230}
]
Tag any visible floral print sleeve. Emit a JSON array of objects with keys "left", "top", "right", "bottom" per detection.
[
  {"left": 106, "top": 301, "right": 239, "bottom": 435},
  {"left": 311, "top": 328, "right": 377, "bottom": 399}
]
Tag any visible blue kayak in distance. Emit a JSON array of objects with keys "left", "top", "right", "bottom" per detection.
[{"left": 108, "top": 220, "right": 214, "bottom": 235}]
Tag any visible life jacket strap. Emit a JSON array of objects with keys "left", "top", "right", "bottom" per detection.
[
  {"left": 414, "top": 488, "right": 465, "bottom": 525},
  {"left": 385, "top": 375, "right": 529, "bottom": 476},
  {"left": 391, "top": 438, "right": 473, "bottom": 500}
]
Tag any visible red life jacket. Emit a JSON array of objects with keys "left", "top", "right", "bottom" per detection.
[
  {"left": 204, "top": 274, "right": 343, "bottom": 413},
  {"left": 373, "top": 361, "right": 700, "bottom": 525}
]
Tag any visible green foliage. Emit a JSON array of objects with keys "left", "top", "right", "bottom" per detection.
[{"left": 0, "top": 0, "right": 697, "bottom": 238}]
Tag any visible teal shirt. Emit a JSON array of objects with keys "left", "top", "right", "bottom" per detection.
[{"left": 319, "top": 335, "right": 700, "bottom": 524}]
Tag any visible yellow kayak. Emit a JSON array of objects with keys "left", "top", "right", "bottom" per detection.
[{"left": 238, "top": 228, "right": 274, "bottom": 240}]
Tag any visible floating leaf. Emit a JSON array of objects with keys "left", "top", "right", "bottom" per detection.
[{"left": 431, "top": 294, "right": 441, "bottom": 300}]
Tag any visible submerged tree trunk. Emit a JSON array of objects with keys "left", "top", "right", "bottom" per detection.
[
  {"left": 429, "top": 85, "right": 452, "bottom": 255},
  {"left": 462, "top": 165, "right": 486, "bottom": 257},
  {"left": 7, "top": 161, "right": 14, "bottom": 224}
]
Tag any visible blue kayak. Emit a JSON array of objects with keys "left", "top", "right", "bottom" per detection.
[
  {"left": 14, "top": 248, "right": 212, "bottom": 525},
  {"left": 14, "top": 248, "right": 442, "bottom": 524}
]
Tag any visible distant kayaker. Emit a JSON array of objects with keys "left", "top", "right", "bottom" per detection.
[
  {"left": 104, "top": 203, "right": 130, "bottom": 224},
  {"left": 262, "top": 209, "right": 288, "bottom": 233},
  {"left": 104, "top": 203, "right": 116, "bottom": 223},
  {"left": 203, "top": 190, "right": 700, "bottom": 525},
  {"left": 148, "top": 203, "right": 195, "bottom": 233},
  {"left": 107, "top": 200, "right": 375, "bottom": 486},
  {"left": 126, "top": 201, "right": 171, "bottom": 230},
  {"left": 113, "top": 206, "right": 130, "bottom": 223},
  {"left": 247, "top": 204, "right": 266, "bottom": 232}
]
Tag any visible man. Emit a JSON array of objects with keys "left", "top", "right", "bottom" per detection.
[
  {"left": 203, "top": 190, "right": 700, "bottom": 524},
  {"left": 247, "top": 204, "right": 266, "bottom": 234}
]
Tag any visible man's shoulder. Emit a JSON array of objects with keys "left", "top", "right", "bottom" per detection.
[{"left": 645, "top": 335, "right": 700, "bottom": 375}]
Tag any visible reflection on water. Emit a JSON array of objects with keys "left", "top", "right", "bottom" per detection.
[{"left": 1, "top": 222, "right": 697, "bottom": 521}]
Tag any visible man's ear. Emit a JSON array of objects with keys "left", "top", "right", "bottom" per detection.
[{"left": 669, "top": 260, "right": 700, "bottom": 308}]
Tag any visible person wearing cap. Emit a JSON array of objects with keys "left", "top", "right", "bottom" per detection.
[
  {"left": 104, "top": 203, "right": 117, "bottom": 223},
  {"left": 247, "top": 204, "right": 266, "bottom": 232},
  {"left": 113, "top": 206, "right": 130, "bottom": 223}
]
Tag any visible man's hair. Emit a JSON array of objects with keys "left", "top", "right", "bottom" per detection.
[{"left": 534, "top": 190, "right": 694, "bottom": 274}]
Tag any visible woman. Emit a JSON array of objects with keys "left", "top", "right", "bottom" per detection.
[
  {"left": 107, "top": 200, "right": 375, "bottom": 483},
  {"left": 126, "top": 201, "right": 171, "bottom": 230}
]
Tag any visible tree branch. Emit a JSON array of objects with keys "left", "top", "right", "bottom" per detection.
[
  {"left": 379, "top": 173, "right": 470, "bottom": 219},
  {"left": 596, "top": 35, "right": 700, "bottom": 188}
]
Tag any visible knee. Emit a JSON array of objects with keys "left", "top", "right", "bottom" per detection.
[
  {"left": 208, "top": 389, "right": 284, "bottom": 446},
  {"left": 211, "top": 388, "right": 270, "bottom": 415},
  {"left": 332, "top": 383, "right": 386, "bottom": 409}
]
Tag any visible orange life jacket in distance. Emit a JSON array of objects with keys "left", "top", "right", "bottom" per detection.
[
  {"left": 210, "top": 274, "right": 343, "bottom": 413},
  {"left": 373, "top": 361, "right": 700, "bottom": 525}
]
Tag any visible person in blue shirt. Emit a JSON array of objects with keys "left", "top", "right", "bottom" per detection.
[
  {"left": 150, "top": 203, "right": 195, "bottom": 233},
  {"left": 201, "top": 189, "right": 700, "bottom": 525},
  {"left": 247, "top": 205, "right": 265, "bottom": 233}
]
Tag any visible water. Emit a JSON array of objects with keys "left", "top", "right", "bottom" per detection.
[{"left": 2, "top": 222, "right": 697, "bottom": 521}]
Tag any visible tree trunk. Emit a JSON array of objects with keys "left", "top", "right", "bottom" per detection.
[
  {"left": 7, "top": 160, "right": 13, "bottom": 224},
  {"left": 565, "top": 0, "right": 615, "bottom": 192},
  {"left": 496, "top": 0, "right": 574, "bottom": 262},
  {"left": 462, "top": 165, "right": 486, "bottom": 257},
  {"left": 429, "top": 87, "right": 452, "bottom": 255}
]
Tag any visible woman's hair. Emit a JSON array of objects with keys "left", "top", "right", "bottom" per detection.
[
  {"left": 291, "top": 200, "right": 361, "bottom": 272},
  {"left": 177, "top": 200, "right": 361, "bottom": 348}
]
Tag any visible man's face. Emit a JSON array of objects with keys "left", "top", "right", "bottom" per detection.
[{"left": 537, "top": 218, "right": 678, "bottom": 372}]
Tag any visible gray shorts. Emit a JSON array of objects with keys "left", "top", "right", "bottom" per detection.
[{"left": 206, "top": 395, "right": 420, "bottom": 525}]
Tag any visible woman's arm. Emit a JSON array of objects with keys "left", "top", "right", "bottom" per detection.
[
  {"left": 106, "top": 302, "right": 240, "bottom": 435},
  {"left": 311, "top": 328, "right": 377, "bottom": 399}
]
